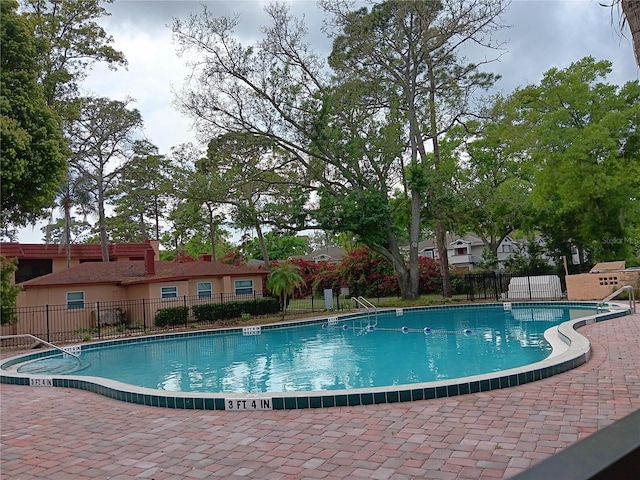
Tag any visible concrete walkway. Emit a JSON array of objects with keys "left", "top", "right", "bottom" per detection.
[{"left": 1, "top": 313, "right": 639, "bottom": 479}]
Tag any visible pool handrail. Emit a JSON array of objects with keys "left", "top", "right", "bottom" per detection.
[
  {"left": 351, "top": 296, "right": 378, "bottom": 328},
  {"left": 597, "top": 285, "right": 636, "bottom": 314},
  {"left": 0, "top": 334, "right": 81, "bottom": 361}
]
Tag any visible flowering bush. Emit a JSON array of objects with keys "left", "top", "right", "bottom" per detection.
[
  {"left": 275, "top": 247, "right": 443, "bottom": 299},
  {"left": 287, "top": 258, "right": 321, "bottom": 297},
  {"left": 219, "top": 250, "right": 246, "bottom": 266},
  {"left": 418, "top": 257, "right": 440, "bottom": 293},
  {"left": 312, "top": 261, "right": 342, "bottom": 293}
]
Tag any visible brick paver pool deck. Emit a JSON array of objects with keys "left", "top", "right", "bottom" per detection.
[{"left": 1, "top": 312, "right": 639, "bottom": 479}]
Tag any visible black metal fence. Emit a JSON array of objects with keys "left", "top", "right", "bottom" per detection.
[
  {"left": 0, "top": 291, "right": 348, "bottom": 349},
  {"left": 465, "top": 271, "right": 567, "bottom": 302},
  {"left": 1, "top": 273, "right": 570, "bottom": 349}
]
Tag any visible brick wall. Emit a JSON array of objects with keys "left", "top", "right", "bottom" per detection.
[{"left": 566, "top": 271, "right": 640, "bottom": 300}]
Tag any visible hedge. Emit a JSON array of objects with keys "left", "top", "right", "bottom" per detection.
[
  {"left": 192, "top": 297, "right": 280, "bottom": 322},
  {"left": 154, "top": 306, "right": 188, "bottom": 327}
]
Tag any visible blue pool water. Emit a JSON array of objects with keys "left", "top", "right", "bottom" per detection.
[{"left": 18, "top": 305, "right": 597, "bottom": 394}]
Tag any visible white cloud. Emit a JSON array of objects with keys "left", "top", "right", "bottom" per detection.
[{"left": 83, "top": 26, "right": 197, "bottom": 154}]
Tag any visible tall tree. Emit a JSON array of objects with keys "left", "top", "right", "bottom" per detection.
[
  {"left": 446, "top": 99, "right": 533, "bottom": 260},
  {"left": 21, "top": 0, "right": 127, "bottom": 107},
  {"left": 172, "top": 0, "right": 507, "bottom": 299},
  {"left": 326, "top": 0, "right": 506, "bottom": 297},
  {"left": 1, "top": 0, "right": 67, "bottom": 228},
  {"left": 20, "top": 0, "right": 127, "bottom": 248},
  {"left": 41, "top": 217, "right": 93, "bottom": 245},
  {"left": 111, "top": 139, "right": 171, "bottom": 242},
  {"left": 509, "top": 57, "right": 640, "bottom": 265},
  {"left": 66, "top": 96, "right": 143, "bottom": 261},
  {"left": 45, "top": 168, "right": 95, "bottom": 266},
  {"left": 243, "top": 231, "right": 309, "bottom": 261},
  {"left": 170, "top": 143, "right": 228, "bottom": 261},
  {"left": 200, "top": 132, "right": 305, "bottom": 270},
  {"left": 162, "top": 200, "right": 202, "bottom": 255}
]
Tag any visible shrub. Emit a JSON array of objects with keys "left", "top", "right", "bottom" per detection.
[
  {"left": 192, "top": 297, "right": 280, "bottom": 322},
  {"left": 313, "top": 262, "right": 342, "bottom": 294},
  {"left": 154, "top": 306, "right": 188, "bottom": 327},
  {"left": 450, "top": 269, "right": 467, "bottom": 296}
]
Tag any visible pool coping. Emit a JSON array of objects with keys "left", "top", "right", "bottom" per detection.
[{"left": 0, "top": 301, "right": 631, "bottom": 411}]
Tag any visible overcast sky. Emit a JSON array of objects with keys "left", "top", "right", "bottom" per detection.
[
  {"left": 84, "top": 0, "right": 638, "bottom": 154},
  {"left": 17, "top": 0, "right": 640, "bottom": 243}
]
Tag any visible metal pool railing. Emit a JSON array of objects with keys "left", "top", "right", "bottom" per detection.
[
  {"left": 0, "top": 334, "right": 81, "bottom": 361},
  {"left": 597, "top": 285, "right": 636, "bottom": 314},
  {"left": 351, "top": 296, "right": 378, "bottom": 329}
]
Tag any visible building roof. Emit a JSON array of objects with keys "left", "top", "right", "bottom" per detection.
[
  {"left": 417, "top": 233, "right": 515, "bottom": 252},
  {"left": 20, "top": 259, "right": 267, "bottom": 289},
  {"left": 0, "top": 242, "right": 155, "bottom": 260},
  {"left": 590, "top": 261, "right": 626, "bottom": 273},
  {"left": 417, "top": 233, "right": 478, "bottom": 251},
  {"left": 289, "top": 246, "right": 346, "bottom": 263}
]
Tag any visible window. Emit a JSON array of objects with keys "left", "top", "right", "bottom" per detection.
[
  {"left": 16, "top": 259, "right": 53, "bottom": 284},
  {"left": 66, "top": 291, "right": 85, "bottom": 310},
  {"left": 502, "top": 244, "right": 512, "bottom": 253},
  {"left": 161, "top": 286, "right": 178, "bottom": 299},
  {"left": 455, "top": 247, "right": 466, "bottom": 256},
  {"left": 197, "top": 282, "right": 212, "bottom": 299},
  {"left": 235, "top": 279, "right": 254, "bottom": 296}
]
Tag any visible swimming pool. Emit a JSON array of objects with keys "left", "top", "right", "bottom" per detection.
[{"left": 0, "top": 302, "right": 630, "bottom": 410}]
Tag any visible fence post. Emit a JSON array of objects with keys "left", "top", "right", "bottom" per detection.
[
  {"left": 183, "top": 296, "right": 188, "bottom": 327},
  {"left": 96, "top": 301, "right": 101, "bottom": 339},
  {"left": 46, "top": 304, "right": 50, "bottom": 343},
  {"left": 311, "top": 295, "right": 314, "bottom": 312},
  {"left": 142, "top": 298, "right": 147, "bottom": 330},
  {"left": 528, "top": 276, "right": 533, "bottom": 300}
]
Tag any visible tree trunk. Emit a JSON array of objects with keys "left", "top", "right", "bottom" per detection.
[
  {"left": 436, "top": 221, "right": 452, "bottom": 297},
  {"left": 255, "top": 222, "right": 270, "bottom": 270},
  {"left": 407, "top": 190, "right": 421, "bottom": 300},
  {"left": 98, "top": 180, "right": 109, "bottom": 262},
  {"left": 139, "top": 211, "right": 147, "bottom": 242},
  {"left": 64, "top": 204, "right": 71, "bottom": 268},
  {"left": 210, "top": 229, "right": 217, "bottom": 262},
  {"left": 368, "top": 221, "right": 417, "bottom": 299},
  {"left": 154, "top": 196, "right": 160, "bottom": 240},
  {"left": 207, "top": 204, "right": 217, "bottom": 262},
  {"left": 427, "top": 59, "right": 452, "bottom": 298},
  {"left": 622, "top": 0, "right": 640, "bottom": 66}
]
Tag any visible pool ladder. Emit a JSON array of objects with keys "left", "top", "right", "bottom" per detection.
[
  {"left": 351, "top": 296, "right": 378, "bottom": 330},
  {"left": 597, "top": 285, "right": 636, "bottom": 314}
]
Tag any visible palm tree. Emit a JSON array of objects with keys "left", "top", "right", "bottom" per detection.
[
  {"left": 45, "top": 170, "right": 94, "bottom": 268},
  {"left": 266, "top": 262, "right": 305, "bottom": 314}
]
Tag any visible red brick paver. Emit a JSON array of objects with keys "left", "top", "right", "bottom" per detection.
[{"left": 1, "top": 313, "right": 639, "bottom": 479}]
